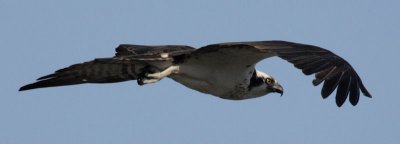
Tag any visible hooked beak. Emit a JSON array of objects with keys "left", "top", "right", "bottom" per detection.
[{"left": 272, "top": 84, "right": 284, "bottom": 96}]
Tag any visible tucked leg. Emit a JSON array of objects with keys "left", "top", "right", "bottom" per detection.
[
  {"left": 146, "top": 65, "right": 180, "bottom": 79},
  {"left": 137, "top": 65, "right": 180, "bottom": 85}
]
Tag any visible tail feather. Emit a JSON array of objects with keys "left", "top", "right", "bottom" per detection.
[{"left": 19, "top": 58, "right": 145, "bottom": 91}]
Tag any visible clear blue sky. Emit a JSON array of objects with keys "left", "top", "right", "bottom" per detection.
[{"left": 1, "top": 0, "right": 399, "bottom": 144}]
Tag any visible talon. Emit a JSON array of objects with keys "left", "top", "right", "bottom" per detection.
[
  {"left": 137, "top": 69, "right": 161, "bottom": 85},
  {"left": 137, "top": 71, "right": 146, "bottom": 86},
  {"left": 137, "top": 77, "right": 145, "bottom": 86},
  {"left": 136, "top": 65, "right": 177, "bottom": 85},
  {"left": 137, "top": 77, "right": 160, "bottom": 85}
]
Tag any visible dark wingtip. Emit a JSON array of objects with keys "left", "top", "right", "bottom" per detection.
[
  {"left": 19, "top": 84, "right": 32, "bottom": 91},
  {"left": 336, "top": 101, "right": 344, "bottom": 107},
  {"left": 362, "top": 88, "right": 372, "bottom": 98},
  {"left": 19, "top": 82, "right": 45, "bottom": 91},
  {"left": 335, "top": 95, "right": 347, "bottom": 107},
  {"left": 19, "top": 80, "right": 56, "bottom": 91},
  {"left": 312, "top": 79, "right": 323, "bottom": 86}
]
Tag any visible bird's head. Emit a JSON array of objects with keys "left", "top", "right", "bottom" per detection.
[{"left": 248, "top": 70, "right": 284, "bottom": 97}]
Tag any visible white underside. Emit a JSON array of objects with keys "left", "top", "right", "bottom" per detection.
[{"left": 168, "top": 49, "right": 270, "bottom": 99}]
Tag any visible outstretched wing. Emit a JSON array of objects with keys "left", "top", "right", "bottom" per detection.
[
  {"left": 196, "top": 40, "right": 371, "bottom": 107},
  {"left": 19, "top": 44, "right": 195, "bottom": 91},
  {"left": 18, "top": 58, "right": 148, "bottom": 91}
]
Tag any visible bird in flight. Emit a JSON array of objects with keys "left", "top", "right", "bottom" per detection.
[{"left": 19, "top": 40, "right": 371, "bottom": 107}]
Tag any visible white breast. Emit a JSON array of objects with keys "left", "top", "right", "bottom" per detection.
[{"left": 170, "top": 55, "right": 256, "bottom": 99}]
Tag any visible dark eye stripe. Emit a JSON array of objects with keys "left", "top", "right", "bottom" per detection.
[{"left": 248, "top": 70, "right": 265, "bottom": 91}]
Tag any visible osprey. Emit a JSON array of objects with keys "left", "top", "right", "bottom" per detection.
[{"left": 20, "top": 40, "right": 371, "bottom": 107}]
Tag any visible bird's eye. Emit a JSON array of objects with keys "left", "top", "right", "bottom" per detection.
[{"left": 265, "top": 78, "right": 273, "bottom": 84}]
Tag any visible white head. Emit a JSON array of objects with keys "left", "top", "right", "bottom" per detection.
[{"left": 247, "top": 70, "right": 284, "bottom": 98}]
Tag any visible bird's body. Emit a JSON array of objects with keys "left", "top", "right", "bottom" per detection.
[
  {"left": 170, "top": 47, "right": 275, "bottom": 99},
  {"left": 20, "top": 40, "right": 371, "bottom": 107}
]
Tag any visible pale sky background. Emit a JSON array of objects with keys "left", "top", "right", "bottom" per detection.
[{"left": 1, "top": 0, "right": 399, "bottom": 144}]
